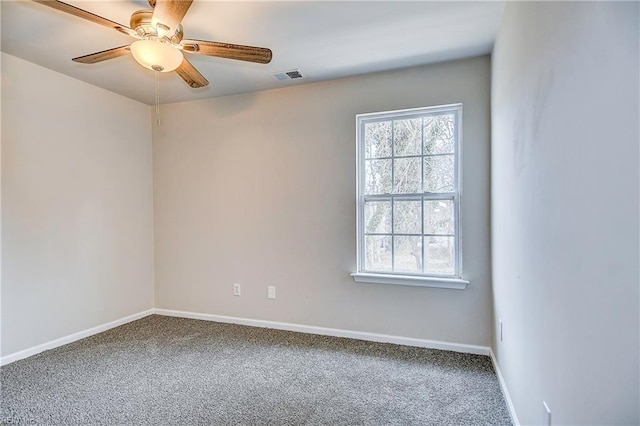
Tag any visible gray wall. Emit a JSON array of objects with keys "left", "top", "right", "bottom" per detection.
[
  {"left": 1, "top": 54, "right": 154, "bottom": 356},
  {"left": 153, "top": 56, "right": 493, "bottom": 346},
  {"left": 491, "top": 2, "right": 639, "bottom": 424}
]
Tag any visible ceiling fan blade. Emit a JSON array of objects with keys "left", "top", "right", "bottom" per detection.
[
  {"left": 72, "top": 46, "right": 130, "bottom": 64},
  {"left": 181, "top": 40, "right": 272, "bottom": 64},
  {"left": 152, "top": 0, "right": 193, "bottom": 33},
  {"left": 175, "top": 58, "right": 209, "bottom": 88},
  {"left": 32, "top": 0, "right": 136, "bottom": 36}
]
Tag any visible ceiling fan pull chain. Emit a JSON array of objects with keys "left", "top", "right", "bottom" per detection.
[{"left": 155, "top": 69, "right": 160, "bottom": 126}]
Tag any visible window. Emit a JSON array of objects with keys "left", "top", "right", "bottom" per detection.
[{"left": 352, "top": 104, "right": 467, "bottom": 289}]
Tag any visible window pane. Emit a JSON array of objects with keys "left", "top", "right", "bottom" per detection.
[
  {"left": 423, "top": 155, "right": 454, "bottom": 193},
  {"left": 393, "top": 200, "right": 421, "bottom": 234},
  {"left": 365, "top": 235, "right": 392, "bottom": 272},
  {"left": 393, "top": 118, "right": 422, "bottom": 157},
  {"left": 358, "top": 106, "right": 460, "bottom": 279},
  {"left": 393, "top": 236, "right": 422, "bottom": 273},
  {"left": 393, "top": 157, "right": 421, "bottom": 193},
  {"left": 424, "top": 236, "right": 455, "bottom": 275},
  {"left": 424, "top": 114, "right": 455, "bottom": 154},
  {"left": 424, "top": 200, "right": 454, "bottom": 235},
  {"left": 365, "top": 159, "right": 392, "bottom": 194},
  {"left": 365, "top": 121, "right": 392, "bottom": 158},
  {"left": 364, "top": 201, "right": 391, "bottom": 234}
]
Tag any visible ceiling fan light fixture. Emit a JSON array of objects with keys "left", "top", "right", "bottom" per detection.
[
  {"left": 130, "top": 39, "right": 183, "bottom": 72},
  {"left": 33, "top": 0, "right": 271, "bottom": 90}
]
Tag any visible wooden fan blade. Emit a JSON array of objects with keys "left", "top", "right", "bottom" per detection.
[
  {"left": 32, "top": 0, "right": 135, "bottom": 35},
  {"left": 175, "top": 58, "right": 209, "bottom": 88},
  {"left": 152, "top": 0, "right": 193, "bottom": 32},
  {"left": 72, "top": 46, "right": 130, "bottom": 64},
  {"left": 181, "top": 40, "right": 272, "bottom": 64}
]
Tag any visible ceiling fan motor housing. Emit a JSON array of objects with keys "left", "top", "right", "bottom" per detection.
[{"left": 130, "top": 10, "right": 183, "bottom": 43}]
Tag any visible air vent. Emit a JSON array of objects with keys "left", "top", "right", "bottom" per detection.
[{"left": 272, "top": 69, "right": 305, "bottom": 81}]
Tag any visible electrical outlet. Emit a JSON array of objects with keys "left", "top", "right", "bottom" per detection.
[
  {"left": 543, "top": 401, "right": 552, "bottom": 426},
  {"left": 267, "top": 286, "right": 276, "bottom": 299},
  {"left": 233, "top": 283, "right": 241, "bottom": 297},
  {"left": 499, "top": 319, "right": 503, "bottom": 342}
]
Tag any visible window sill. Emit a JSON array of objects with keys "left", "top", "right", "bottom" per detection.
[{"left": 350, "top": 272, "right": 469, "bottom": 289}]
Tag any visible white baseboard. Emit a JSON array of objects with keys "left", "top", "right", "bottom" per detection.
[
  {"left": 1, "top": 307, "right": 491, "bottom": 366},
  {"left": 1, "top": 309, "right": 155, "bottom": 366},
  {"left": 152, "top": 308, "right": 490, "bottom": 356},
  {"left": 490, "top": 348, "right": 520, "bottom": 425}
]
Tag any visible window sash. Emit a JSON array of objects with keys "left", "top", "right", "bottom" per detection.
[{"left": 356, "top": 104, "right": 462, "bottom": 279}]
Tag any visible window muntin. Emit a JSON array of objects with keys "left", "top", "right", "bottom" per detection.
[{"left": 357, "top": 105, "right": 461, "bottom": 279}]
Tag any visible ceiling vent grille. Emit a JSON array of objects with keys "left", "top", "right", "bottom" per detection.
[{"left": 272, "top": 69, "right": 305, "bottom": 81}]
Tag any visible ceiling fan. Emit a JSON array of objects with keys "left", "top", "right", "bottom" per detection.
[{"left": 32, "top": 0, "right": 273, "bottom": 88}]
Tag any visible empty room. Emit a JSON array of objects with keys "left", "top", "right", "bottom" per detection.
[{"left": 1, "top": 1, "right": 638, "bottom": 425}]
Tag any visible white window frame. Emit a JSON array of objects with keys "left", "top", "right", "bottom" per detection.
[{"left": 351, "top": 104, "right": 468, "bottom": 289}]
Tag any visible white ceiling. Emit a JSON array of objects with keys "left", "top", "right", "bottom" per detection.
[{"left": 1, "top": 1, "right": 504, "bottom": 105}]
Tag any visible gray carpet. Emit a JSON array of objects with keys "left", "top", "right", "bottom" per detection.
[{"left": 1, "top": 315, "right": 512, "bottom": 425}]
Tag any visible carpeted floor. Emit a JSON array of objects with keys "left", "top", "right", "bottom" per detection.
[{"left": 1, "top": 315, "right": 512, "bottom": 425}]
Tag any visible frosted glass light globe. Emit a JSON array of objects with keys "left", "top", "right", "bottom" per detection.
[{"left": 130, "top": 40, "right": 183, "bottom": 72}]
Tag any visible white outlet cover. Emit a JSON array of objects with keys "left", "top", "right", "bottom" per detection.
[{"left": 267, "top": 286, "right": 276, "bottom": 299}]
